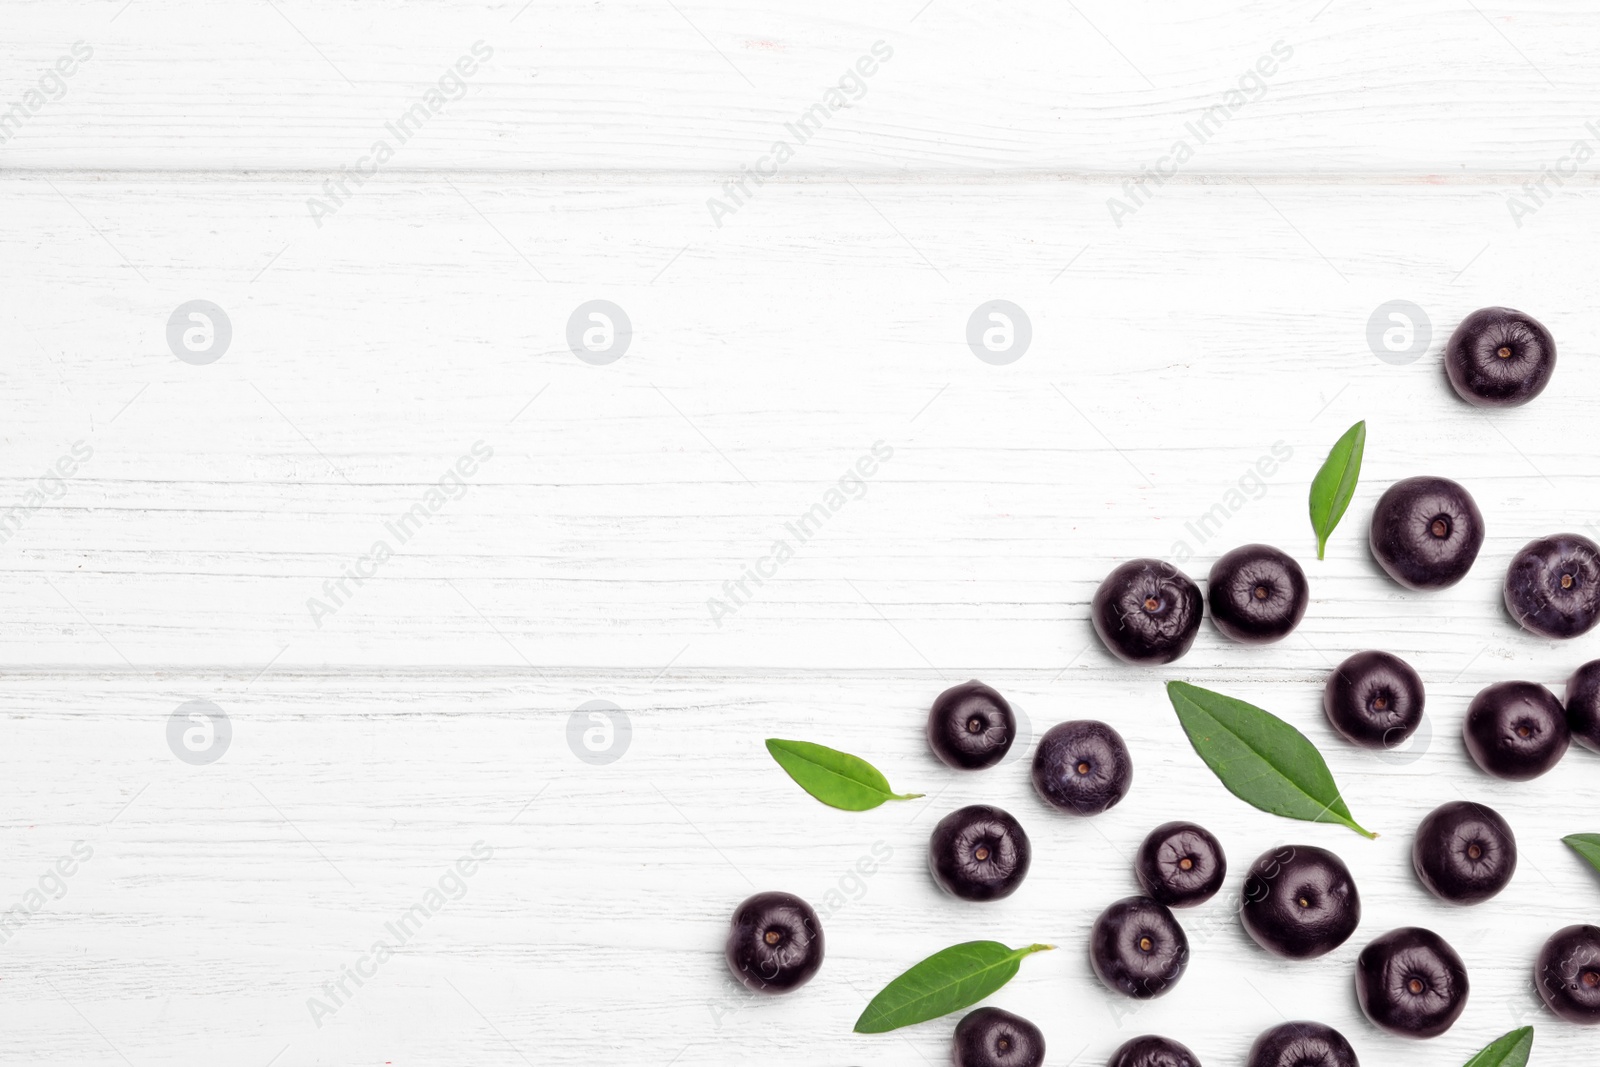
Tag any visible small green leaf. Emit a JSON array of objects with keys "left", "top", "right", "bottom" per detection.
[
  {"left": 854, "top": 941, "right": 1054, "bottom": 1034},
  {"left": 1309, "top": 419, "right": 1366, "bottom": 560},
  {"left": 1461, "top": 1026, "right": 1533, "bottom": 1067},
  {"left": 1564, "top": 833, "right": 1600, "bottom": 880},
  {"left": 764, "top": 739, "right": 922, "bottom": 811},
  {"left": 1167, "top": 681, "right": 1376, "bottom": 839}
]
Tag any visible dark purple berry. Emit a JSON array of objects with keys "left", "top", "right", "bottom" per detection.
[
  {"left": 1246, "top": 1022, "right": 1358, "bottom": 1067},
  {"left": 1107, "top": 1034, "right": 1201, "bottom": 1067},
  {"left": 724, "top": 891, "right": 823, "bottom": 994},
  {"left": 1240, "top": 845, "right": 1360, "bottom": 960},
  {"left": 1411, "top": 800, "right": 1516, "bottom": 905},
  {"left": 1092, "top": 559, "right": 1203, "bottom": 664},
  {"left": 1206, "top": 544, "right": 1308, "bottom": 644},
  {"left": 1031, "top": 720, "right": 1131, "bottom": 816},
  {"left": 1463, "top": 680, "right": 1569, "bottom": 781},
  {"left": 1135, "top": 821, "right": 1226, "bottom": 908},
  {"left": 1322, "top": 650, "right": 1425, "bottom": 749},
  {"left": 1089, "top": 896, "right": 1189, "bottom": 999},
  {"left": 1445, "top": 306, "right": 1556, "bottom": 408},
  {"left": 1564, "top": 660, "right": 1600, "bottom": 754},
  {"left": 1504, "top": 534, "right": 1600, "bottom": 638},
  {"left": 952, "top": 1006, "right": 1045, "bottom": 1067},
  {"left": 927, "top": 680, "right": 1016, "bottom": 770},
  {"left": 1535, "top": 924, "right": 1600, "bottom": 1024},
  {"left": 1355, "top": 927, "right": 1469, "bottom": 1038},
  {"left": 928, "top": 805, "right": 1031, "bottom": 902},
  {"left": 1369, "top": 476, "right": 1484, "bottom": 590}
]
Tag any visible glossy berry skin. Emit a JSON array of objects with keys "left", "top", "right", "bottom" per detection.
[
  {"left": 1355, "top": 927, "right": 1469, "bottom": 1038},
  {"left": 1504, "top": 534, "right": 1600, "bottom": 638},
  {"left": 1462, "top": 680, "right": 1569, "bottom": 781},
  {"left": 1031, "top": 720, "right": 1132, "bottom": 816},
  {"left": 927, "top": 680, "right": 1016, "bottom": 770},
  {"left": 724, "top": 891, "right": 823, "bottom": 994},
  {"left": 1322, "top": 650, "right": 1425, "bottom": 749},
  {"left": 1135, "top": 821, "right": 1226, "bottom": 908},
  {"left": 1107, "top": 1034, "right": 1201, "bottom": 1067},
  {"left": 952, "top": 1007, "right": 1045, "bottom": 1067},
  {"left": 1206, "top": 544, "right": 1309, "bottom": 644},
  {"left": 1564, "top": 660, "right": 1600, "bottom": 754},
  {"left": 1535, "top": 924, "right": 1600, "bottom": 1024},
  {"left": 1412, "top": 800, "right": 1516, "bottom": 905},
  {"left": 1240, "top": 845, "right": 1360, "bottom": 960},
  {"left": 1369, "top": 476, "right": 1485, "bottom": 590},
  {"left": 1089, "top": 896, "right": 1189, "bottom": 999},
  {"left": 1246, "top": 1022, "right": 1359, "bottom": 1067},
  {"left": 928, "top": 805, "right": 1032, "bottom": 902},
  {"left": 1091, "top": 559, "right": 1203, "bottom": 665},
  {"left": 1445, "top": 306, "right": 1556, "bottom": 408}
]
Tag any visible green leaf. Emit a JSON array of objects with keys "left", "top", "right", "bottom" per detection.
[
  {"left": 1309, "top": 419, "right": 1366, "bottom": 560},
  {"left": 1461, "top": 1027, "right": 1533, "bottom": 1067},
  {"left": 1563, "top": 833, "right": 1600, "bottom": 880},
  {"left": 764, "top": 739, "right": 922, "bottom": 811},
  {"left": 853, "top": 941, "right": 1054, "bottom": 1034},
  {"left": 1167, "top": 681, "right": 1376, "bottom": 839}
]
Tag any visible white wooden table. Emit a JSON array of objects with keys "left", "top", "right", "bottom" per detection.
[{"left": 2, "top": 2, "right": 1598, "bottom": 1063}]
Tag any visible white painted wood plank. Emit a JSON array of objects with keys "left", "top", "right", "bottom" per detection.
[
  {"left": 2, "top": 6, "right": 1598, "bottom": 1062},
  {"left": 1, "top": 178, "right": 1597, "bottom": 675},
  {"left": 0, "top": 669, "right": 1592, "bottom": 1064},
  {"left": 1, "top": 2, "right": 1598, "bottom": 175}
]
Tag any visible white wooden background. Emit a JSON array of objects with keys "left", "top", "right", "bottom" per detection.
[{"left": 3, "top": 1, "right": 1600, "bottom": 1064}]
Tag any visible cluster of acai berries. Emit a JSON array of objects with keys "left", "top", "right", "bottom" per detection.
[
  {"left": 720, "top": 308, "right": 1599, "bottom": 1066},
  {"left": 1076, "top": 307, "right": 1599, "bottom": 1055}
]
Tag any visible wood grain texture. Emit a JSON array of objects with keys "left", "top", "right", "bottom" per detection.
[
  {"left": 0, "top": 1, "right": 1597, "bottom": 174},
  {"left": 3, "top": 3, "right": 1600, "bottom": 1064}
]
